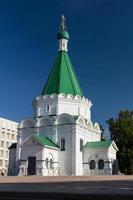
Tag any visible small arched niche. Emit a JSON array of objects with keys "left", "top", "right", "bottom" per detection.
[
  {"left": 37, "top": 116, "right": 54, "bottom": 127},
  {"left": 55, "top": 114, "right": 74, "bottom": 125},
  {"left": 19, "top": 119, "right": 36, "bottom": 129}
]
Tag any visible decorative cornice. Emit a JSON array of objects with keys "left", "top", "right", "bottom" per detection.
[{"left": 34, "top": 93, "right": 92, "bottom": 107}]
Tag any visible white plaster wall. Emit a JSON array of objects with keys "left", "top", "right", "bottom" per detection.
[
  {"left": 16, "top": 128, "right": 37, "bottom": 168},
  {"left": 107, "top": 145, "right": 117, "bottom": 174},
  {"left": 76, "top": 124, "right": 101, "bottom": 144},
  {"left": 84, "top": 149, "right": 108, "bottom": 163},
  {"left": 19, "top": 141, "right": 59, "bottom": 176},
  {"left": 21, "top": 145, "right": 43, "bottom": 161},
  {"left": 83, "top": 148, "right": 109, "bottom": 175},
  {"left": 73, "top": 124, "right": 101, "bottom": 175},
  {"left": 16, "top": 92, "right": 103, "bottom": 176},
  {"left": 57, "top": 124, "right": 73, "bottom": 175},
  {"left": 74, "top": 132, "right": 84, "bottom": 175},
  {"left": 32, "top": 94, "right": 92, "bottom": 120},
  {"left": 42, "top": 147, "right": 59, "bottom": 176},
  {"left": 16, "top": 114, "right": 101, "bottom": 176},
  {"left": 20, "top": 129, "right": 36, "bottom": 144},
  {"left": 108, "top": 145, "right": 117, "bottom": 160},
  {"left": 72, "top": 125, "right": 76, "bottom": 175},
  {"left": 57, "top": 99, "right": 90, "bottom": 120},
  {"left": 38, "top": 126, "right": 53, "bottom": 141}
]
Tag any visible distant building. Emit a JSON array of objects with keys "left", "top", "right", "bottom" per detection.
[
  {"left": 0, "top": 118, "right": 18, "bottom": 175},
  {"left": 9, "top": 16, "right": 118, "bottom": 176}
]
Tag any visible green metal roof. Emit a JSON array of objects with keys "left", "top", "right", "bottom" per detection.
[
  {"left": 33, "top": 135, "right": 59, "bottom": 148},
  {"left": 41, "top": 51, "right": 83, "bottom": 96},
  {"left": 84, "top": 140, "right": 113, "bottom": 149}
]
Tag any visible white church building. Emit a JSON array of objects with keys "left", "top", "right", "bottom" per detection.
[{"left": 9, "top": 16, "right": 118, "bottom": 176}]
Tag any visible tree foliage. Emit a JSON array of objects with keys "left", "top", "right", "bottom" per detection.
[
  {"left": 107, "top": 110, "right": 133, "bottom": 174},
  {"left": 100, "top": 125, "right": 105, "bottom": 141}
]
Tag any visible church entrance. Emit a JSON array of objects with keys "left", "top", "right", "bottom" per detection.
[{"left": 27, "top": 157, "right": 36, "bottom": 175}]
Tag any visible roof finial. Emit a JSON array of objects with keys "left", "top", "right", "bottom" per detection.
[{"left": 60, "top": 15, "right": 66, "bottom": 31}]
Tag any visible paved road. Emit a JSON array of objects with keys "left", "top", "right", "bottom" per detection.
[{"left": 0, "top": 176, "right": 132, "bottom": 199}]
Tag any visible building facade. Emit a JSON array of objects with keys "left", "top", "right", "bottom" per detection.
[
  {"left": 0, "top": 118, "right": 18, "bottom": 175},
  {"left": 11, "top": 16, "right": 118, "bottom": 176}
]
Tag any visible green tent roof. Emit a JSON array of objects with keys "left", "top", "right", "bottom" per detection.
[
  {"left": 41, "top": 51, "right": 83, "bottom": 97},
  {"left": 84, "top": 141, "right": 113, "bottom": 149},
  {"left": 33, "top": 135, "right": 59, "bottom": 148}
]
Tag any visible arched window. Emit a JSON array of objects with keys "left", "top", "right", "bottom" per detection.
[
  {"left": 80, "top": 139, "right": 83, "bottom": 151},
  {"left": 98, "top": 159, "right": 104, "bottom": 169},
  {"left": 50, "top": 159, "right": 54, "bottom": 169},
  {"left": 45, "top": 158, "right": 49, "bottom": 169},
  {"left": 60, "top": 138, "right": 65, "bottom": 151},
  {"left": 90, "top": 160, "right": 96, "bottom": 169}
]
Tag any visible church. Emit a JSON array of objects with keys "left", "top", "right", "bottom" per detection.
[{"left": 9, "top": 16, "right": 118, "bottom": 176}]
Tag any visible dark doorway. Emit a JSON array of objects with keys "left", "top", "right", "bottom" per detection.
[{"left": 27, "top": 157, "right": 36, "bottom": 175}]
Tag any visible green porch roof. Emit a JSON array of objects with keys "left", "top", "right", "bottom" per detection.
[
  {"left": 33, "top": 135, "right": 59, "bottom": 148},
  {"left": 41, "top": 51, "right": 83, "bottom": 97},
  {"left": 84, "top": 140, "right": 113, "bottom": 149}
]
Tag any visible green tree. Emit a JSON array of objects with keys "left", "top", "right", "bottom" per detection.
[
  {"left": 107, "top": 110, "right": 133, "bottom": 175},
  {"left": 100, "top": 125, "right": 105, "bottom": 141}
]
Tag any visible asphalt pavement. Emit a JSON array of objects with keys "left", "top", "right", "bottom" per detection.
[{"left": 0, "top": 175, "right": 132, "bottom": 199}]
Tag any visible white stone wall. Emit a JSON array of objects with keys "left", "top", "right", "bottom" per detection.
[
  {"left": 19, "top": 136, "right": 59, "bottom": 176},
  {"left": 42, "top": 147, "right": 59, "bottom": 176},
  {"left": 57, "top": 124, "right": 73, "bottom": 175},
  {"left": 16, "top": 92, "right": 105, "bottom": 176},
  {"left": 16, "top": 112, "right": 101, "bottom": 176},
  {"left": 21, "top": 139, "right": 43, "bottom": 161},
  {"left": 32, "top": 94, "right": 92, "bottom": 120},
  {"left": 108, "top": 145, "right": 117, "bottom": 160},
  {"left": 83, "top": 144, "right": 117, "bottom": 175},
  {"left": 72, "top": 119, "right": 101, "bottom": 175},
  {"left": 83, "top": 148, "right": 108, "bottom": 175},
  {"left": 107, "top": 145, "right": 118, "bottom": 174}
]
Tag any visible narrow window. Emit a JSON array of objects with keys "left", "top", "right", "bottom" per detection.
[
  {"left": 98, "top": 159, "right": 104, "bottom": 169},
  {"left": 1, "top": 141, "right": 4, "bottom": 148},
  {"left": 0, "top": 150, "right": 3, "bottom": 157},
  {"left": 63, "top": 42, "right": 65, "bottom": 47},
  {"left": 0, "top": 160, "right": 3, "bottom": 166},
  {"left": 6, "top": 142, "right": 9, "bottom": 148},
  {"left": 11, "top": 134, "right": 14, "bottom": 140},
  {"left": 5, "top": 160, "right": 8, "bottom": 168},
  {"left": 2, "top": 132, "right": 4, "bottom": 139},
  {"left": 45, "top": 158, "right": 49, "bottom": 169},
  {"left": 61, "top": 138, "right": 65, "bottom": 151},
  {"left": 50, "top": 159, "right": 54, "bottom": 169},
  {"left": 80, "top": 139, "right": 83, "bottom": 151},
  {"left": 90, "top": 160, "right": 96, "bottom": 169},
  {"left": 46, "top": 105, "right": 50, "bottom": 112}
]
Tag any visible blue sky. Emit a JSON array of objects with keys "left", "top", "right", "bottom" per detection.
[{"left": 0, "top": 0, "right": 132, "bottom": 131}]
